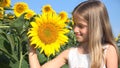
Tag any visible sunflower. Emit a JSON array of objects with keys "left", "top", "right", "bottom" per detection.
[
  {"left": 115, "top": 37, "right": 118, "bottom": 42},
  {"left": 59, "top": 11, "right": 68, "bottom": 22},
  {"left": 28, "top": 6, "right": 69, "bottom": 57},
  {"left": 119, "top": 34, "right": 120, "bottom": 38},
  {"left": 7, "top": 13, "right": 15, "bottom": 20},
  {"left": 0, "top": 7, "right": 4, "bottom": 19},
  {"left": 24, "top": 9, "right": 36, "bottom": 20},
  {"left": 42, "top": 5, "right": 55, "bottom": 13},
  {"left": 13, "top": 2, "right": 29, "bottom": 17},
  {"left": 0, "top": 0, "right": 11, "bottom": 7}
]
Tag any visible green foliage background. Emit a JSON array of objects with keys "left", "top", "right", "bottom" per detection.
[{"left": 0, "top": 6, "right": 77, "bottom": 68}]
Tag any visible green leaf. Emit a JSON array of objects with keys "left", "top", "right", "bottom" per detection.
[
  {"left": 10, "top": 13, "right": 26, "bottom": 34},
  {"left": 0, "top": 35, "right": 17, "bottom": 62},
  {"left": 9, "top": 59, "right": 29, "bottom": 68},
  {"left": 9, "top": 53, "right": 29, "bottom": 68},
  {"left": 37, "top": 50, "right": 47, "bottom": 64},
  {"left": 6, "top": 34, "right": 15, "bottom": 54},
  {"left": 62, "top": 64, "right": 69, "bottom": 68},
  {"left": 21, "top": 58, "right": 29, "bottom": 68},
  {"left": 0, "top": 52, "right": 11, "bottom": 68},
  {"left": 9, "top": 61, "right": 19, "bottom": 68}
]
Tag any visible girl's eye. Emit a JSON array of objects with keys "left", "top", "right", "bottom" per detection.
[
  {"left": 78, "top": 25, "right": 84, "bottom": 28},
  {"left": 73, "top": 23, "right": 87, "bottom": 29}
]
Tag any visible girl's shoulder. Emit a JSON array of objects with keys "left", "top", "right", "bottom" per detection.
[
  {"left": 103, "top": 44, "right": 116, "bottom": 55},
  {"left": 59, "top": 47, "right": 77, "bottom": 60},
  {"left": 103, "top": 44, "right": 117, "bottom": 56},
  {"left": 103, "top": 44, "right": 118, "bottom": 68}
]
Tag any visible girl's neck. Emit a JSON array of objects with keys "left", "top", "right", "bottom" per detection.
[
  {"left": 78, "top": 42, "right": 89, "bottom": 54},
  {"left": 79, "top": 42, "right": 88, "bottom": 48}
]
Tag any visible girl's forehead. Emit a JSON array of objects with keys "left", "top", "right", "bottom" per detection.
[
  {"left": 73, "top": 14, "right": 87, "bottom": 22},
  {"left": 73, "top": 17, "right": 88, "bottom": 25}
]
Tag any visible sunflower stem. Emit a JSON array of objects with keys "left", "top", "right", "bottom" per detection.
[
  {"left": 0, "top": 26, "right": 10, "bottom": 28},
  {"left": 18, "top": 37, "right": 23, "bottom": 68},
  {"left": 19, "top": 51, "right": 23, "bottom": 68}
]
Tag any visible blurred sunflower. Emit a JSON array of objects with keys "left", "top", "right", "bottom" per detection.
[
  {"left": 115, "top": 34, "right": 120, "bottom": 42},
  {"left": 24, "top": 9, "right": 36, "bottom": 20},
  {"left": 0, "top": 7, "right": 4, "bottom": 19},
  {"left": 28, "top": 5, "right": 69, "bottom": 57},
  {"left": 115, "top": 37, "right": 119, "bottom": 42},
  {"left": 119, "top": 34, "right": 120, "bottom": 38},
  {"left": 59, "top": 11, "right": 68, "bottom": 22},
  {"left": 7, "top": 13, "right": 15, "bottom": 20},
  {"left": 42, "top": 5, "right": 55, "bottom": 13},
  {"left": 66, "top": 18, "right": 70, "bottom": 23},
  {"left": 13, "top": 2, "right": 29, "bottom": 17},
  {"left": 0, "top": 0, "right": 11, "bottom": 7}
]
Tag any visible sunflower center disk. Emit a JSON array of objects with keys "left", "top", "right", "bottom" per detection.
[
  {"left": 38, "top": 23, "right": 58, "bottom": 44},
  {"left": 16, "top": 5, "right": 24, "bottom": 13},
  {"left": 45, "top": 7, "right": 51, "bottom": 12}
]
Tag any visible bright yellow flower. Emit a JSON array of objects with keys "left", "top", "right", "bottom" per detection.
[
  {"left": 0, "top": 0, "right": 11, "bottom": 7},
  {"left": 71, "top": 17, "right": 74, "bottom": 25},
  {"left": 115, "top": 37, "right": 118, "bottom": 42},
  {"left": 13, "top": 2, "right": 29, "bottom": 17},
  {"left": 28, "top": 12, "right": 69, "bottom": 57},
  {"left": 118, "top": 34, "right": 120, "bottom": 38},
  {"left": 66, "top": 18, "right": 70, "bottom": 23},
  {"left": 0, "top": 12, "right": 3, "bottom": 20},
  {"left": 7, "top": 14, "right": 15, "bottom": 20},
  {"left": 59, "top": 11, "right": 68, "bottom": 22},
  {"left": 0, "top": 7, "right": 3, "bottom": 10},
  {"left": 42, "top": 5, "right": 55, "bottom": 13},
  {"left": 24, "top": 9, "right": 36, "bottom": 20},
  {"left": 0, "top": 7, "right": 4, "bottom": 19}
]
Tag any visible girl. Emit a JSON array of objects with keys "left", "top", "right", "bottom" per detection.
[{"left": 29, "top": 0, "right": 119, "bottom": 68}]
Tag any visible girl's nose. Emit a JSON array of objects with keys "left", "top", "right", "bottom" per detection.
[{"left": 74, "top": 26, "right": 79, "bottom": 33}]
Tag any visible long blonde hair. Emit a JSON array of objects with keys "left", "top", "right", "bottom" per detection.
[{"left": 72, "top": 1, "right": 119, "bottom": 68}]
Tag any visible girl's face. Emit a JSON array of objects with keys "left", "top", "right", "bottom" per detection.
[{"left": 73, "top": 18, "right": 88, "bottom": 43}]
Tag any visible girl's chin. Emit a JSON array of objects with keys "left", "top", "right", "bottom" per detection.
[{"left": 76, "top": 39, "right": 84, "bottom": 42}]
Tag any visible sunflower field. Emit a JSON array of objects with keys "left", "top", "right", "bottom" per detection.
[{"left": 0, "top": 0, "right": 77, "bottom": 68}]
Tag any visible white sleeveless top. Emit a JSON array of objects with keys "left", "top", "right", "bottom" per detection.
[{"left": 68, "top": 46, "right": 108, "bottom": 68}]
